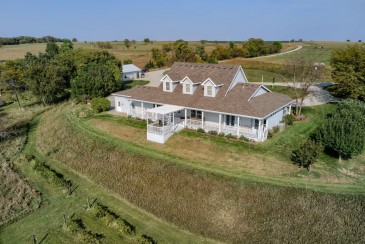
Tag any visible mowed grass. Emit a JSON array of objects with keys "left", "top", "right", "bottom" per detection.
[{"left": 25, "top": 104, "right": 365, "bottom": 243}]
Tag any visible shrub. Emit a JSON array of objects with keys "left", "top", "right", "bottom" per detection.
[
  {"left": 239, "top": 135, "right": 250, "bottom": 142},
  {"left": 291, "top": 140, "right": 323, "bottom": 170},
  {"left": 197, "top": 128, "right": 205, "bottom": 133},
  {"left": 91, "top": 98, "right": 111, "bottom": 113},
  {"left": 64, "top": 218, "right": 103, "bottom": 243},
  {"left": 208, "top": 130, "right": 218, "bottom": 135},
  {"left": 267, "top": 126, "right": 280, "bottom": 138},
  {"left": 136, "top": 234, "right": 156, "bottom": 244},
  {"left": 33, "top": 161, "right": 68, "bottom": 188},
  {"left": 218, "top": 132, "right": 225, "bottom": 137},
  {"left": 88, "top": 202, "right": 135, "bottom": 236},
  {"left": 283, "top": 114, "right": 295, "bottom": 125},
  {"left": 225, "top": 133, "right": 236, "bottom": 139}
]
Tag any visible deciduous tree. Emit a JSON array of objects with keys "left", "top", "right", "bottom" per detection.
[
  {"left": 0, "top": 59, "right": 26, "bottom": 108},
  {"left": 284, "top": 58, "right": 324, "bottom": 116},
  {"left": 330, "top": 45, "right": 365, "bottom": 101}
]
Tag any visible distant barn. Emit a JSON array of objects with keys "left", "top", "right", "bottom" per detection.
[{"left": 122, "top": 64, "right": 142, "bottom": 81}]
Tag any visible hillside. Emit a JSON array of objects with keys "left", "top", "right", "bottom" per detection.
[{"left": 2, "top": 103, "right": 364, "bottom": 243}]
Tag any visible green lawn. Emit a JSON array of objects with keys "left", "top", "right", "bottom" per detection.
[
  {"left": 122, "top": 79, "right": 149, "bottom": 90},
  {"left": 269, "top": 85, "right": 308, "bottom": 99}
]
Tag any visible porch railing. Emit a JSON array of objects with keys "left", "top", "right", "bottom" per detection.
[{"left": 147, "top": 123, "right": 173, "bottom": 135}]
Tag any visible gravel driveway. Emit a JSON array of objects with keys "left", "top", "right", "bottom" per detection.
[{"left": 144, "top": 68, "right": 169, "bottom": 87}]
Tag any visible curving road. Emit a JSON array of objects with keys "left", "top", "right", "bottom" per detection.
[{"left": 254, "top": 45, "right": 303, "bottom": 59}]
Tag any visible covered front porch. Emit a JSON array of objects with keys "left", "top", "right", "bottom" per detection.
[
  {"left": 183, "top": 110, "right": 266, "bottom": 141},
  {"left": 144, "top": 105, "right": 267, "bottom": 143},
  {"left": 145, "top": 105, "right": 185, "bottom": 143}
]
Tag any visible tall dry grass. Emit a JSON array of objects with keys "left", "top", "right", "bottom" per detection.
[{"left": 35, "top": 106, "right": 365, "bottom": 243}]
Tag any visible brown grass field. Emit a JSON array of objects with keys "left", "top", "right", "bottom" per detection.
[
  {"left": 0, "top": 101, "right": 48, "bottom": 227},
  {"left": 30, "top": 104, "right": 365, "bottom": 243},
  {"left": 0, "top": 41, "right": 217, "bottom": 68}
]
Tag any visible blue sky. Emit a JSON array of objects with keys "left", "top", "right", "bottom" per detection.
[{"left": 1, "top": 0, "right": 364, "bottom": 41}]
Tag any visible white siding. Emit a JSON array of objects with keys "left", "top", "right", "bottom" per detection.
[
  {"left": 266, "top": 108, "right": 285, "bottom": 129},
  {"left": 229, "top": 68, "right": 248, "bottom": 91},
  {"left": 204, "top": 112, "right": 219, "bottom": 123},
  {"left": 252, "top": 87, "right": 269, "bottom": 98},
  {"left": 114, "top": 96, "right": 130, "bottom": 113},
  {"left": 122, "top": 71, "right": 140, "bottom": 81},
  {"left": 204, "top": 80, "right": 216, "bottom": 97}
]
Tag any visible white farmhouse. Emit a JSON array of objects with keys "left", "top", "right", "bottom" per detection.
[
  {"left": 113, "top": 62, "right": 293, "bottom": 143},
  {"left": 122, "top": 64, "right": 142, "bottom": 81}
]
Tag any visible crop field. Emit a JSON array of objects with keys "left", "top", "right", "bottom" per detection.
[
  {"left": 0, "top": 41, "right": 217, "bottom": 68},
  {"left": 2, "top": 103, "right": 363, "bottom": 243}
]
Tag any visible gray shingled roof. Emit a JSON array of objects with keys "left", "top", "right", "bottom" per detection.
[
  {"left": 113, "top": 62, "right": 293, "bottom": 118},
  {"left": 167, "top": 62, "right": 240, "bottom": 95},
  {"left": 113, "top": 84, "right": 293, "bottom": 118}
]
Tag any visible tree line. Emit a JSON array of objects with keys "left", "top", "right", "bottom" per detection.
[
  {"left": 0, "top": 36, "right": 77, "bottom": 45},
  {"left": 0, "top": 40, "right": 121, "bottom": 106},
  {"left": 146, "top": 38, "right": 282, "bottom": 69}
]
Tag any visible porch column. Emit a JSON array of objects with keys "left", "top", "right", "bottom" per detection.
[
  {"left": 288, "top": 104, "right": 292, "bottom": 114},
  {"left": 237, "top": 117, "right": 240, "bottom": 136},
  {"left": 141, "top": 102, "right": 144, "bottom": 119},
  {"left": 162, "top": 115, "right": 165, "bottom": 135},
  {"left": 218, "top": 114, "right": 222, "bottom": 133},
  {"left": 172, "top": 113, "right": 175, "bottom": 128},
  {"left": 184, "top": 109, "right": 187, "bottom": 127},
  {"left": 258, "top": 119, "right": 262, "bottom": 140},
  {"left": 201, "top": 111, "right": 204, "bottom": 129}
]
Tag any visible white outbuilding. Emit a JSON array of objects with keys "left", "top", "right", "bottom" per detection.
[{"left": 122, "top": 64, "right": 142, "bottom": 81}]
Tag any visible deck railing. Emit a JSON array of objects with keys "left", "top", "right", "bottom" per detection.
[{"left": 147, "top": 123, "right": 173, "bottom": 135}]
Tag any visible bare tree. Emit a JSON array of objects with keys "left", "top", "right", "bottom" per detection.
[{"left": 284, "top": 58, "right": 324, "bottom": 116}]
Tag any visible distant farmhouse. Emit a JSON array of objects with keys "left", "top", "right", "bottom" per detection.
[
  {"left": 122, "top": 64, "right": 142, "bottom": 81},
  {"left": 113, "top": 62, "right": 293, "bottom": 143}
]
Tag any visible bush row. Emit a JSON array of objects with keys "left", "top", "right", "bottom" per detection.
[
  {"left": 88, "top": 202, "right": 156, "bottom": 243},
  {"left": 32, "top": 160, "right": 70, "bottom": 190},
  {"left": 63, "top": 218, "right": 103, "bottom": 243},
  {"left": 199, "top": 129, "right": 251, "bottom": 142}
]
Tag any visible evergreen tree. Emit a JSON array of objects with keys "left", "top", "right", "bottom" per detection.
[{"left": 315, "top": 100, "right": 365, "bottom": 160}]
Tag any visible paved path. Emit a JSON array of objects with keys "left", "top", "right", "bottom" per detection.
[
  {"left": 144, "top": 68, "right": 170, "bottom": 87},
  {"left": 251, "top": 81, "right": 338, "bottom": 106}
]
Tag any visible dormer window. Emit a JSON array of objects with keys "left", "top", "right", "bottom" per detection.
[
  {"left": 185, "top": 83, "right": 191, "bottom": 93},
  {"left": 206, "top": 86, "right": 212, "bottom": 96},
  {"left": 166, "top": 82, "right": 171, "bottom": 91}
]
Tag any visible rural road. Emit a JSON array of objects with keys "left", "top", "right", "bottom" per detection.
[{"left": 254, "top": 45, "right": 303, "bottom": 59}]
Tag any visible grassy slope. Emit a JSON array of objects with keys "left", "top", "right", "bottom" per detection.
[
  {"left": 0, "top": 115, "right": 213, "bottom": 243},
  {"left": 12, "top": 104, "right": 365, "bottom": 243}
]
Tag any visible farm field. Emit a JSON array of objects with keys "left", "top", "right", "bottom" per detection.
[
  {"left": 2, "top": 102, "right": 364, "bottom": 243},
  {"left": 0, "top": 41, "right": 217, "bottom": 68}
]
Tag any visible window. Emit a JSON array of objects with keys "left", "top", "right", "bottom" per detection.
[
  {"left": 225, "top": 115, "right": 235, "bottom": 126},
  {"left": 191, "top": 110, "right": 202, "bottom": 119},
  {"left": 185, "top": 83, "right": 191, "bottom": 93},
  {"left": 254, "top": 119, "right": 259, "bottom": 129},
  {"left": 206, "top": 86, "right": 213, "bottom": 96},
  {"left": 118, "top": 101, "right": 121, "bottom": 107},
  {"left": 166, "top": 82, "right": 171, "bottom": 91}
]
